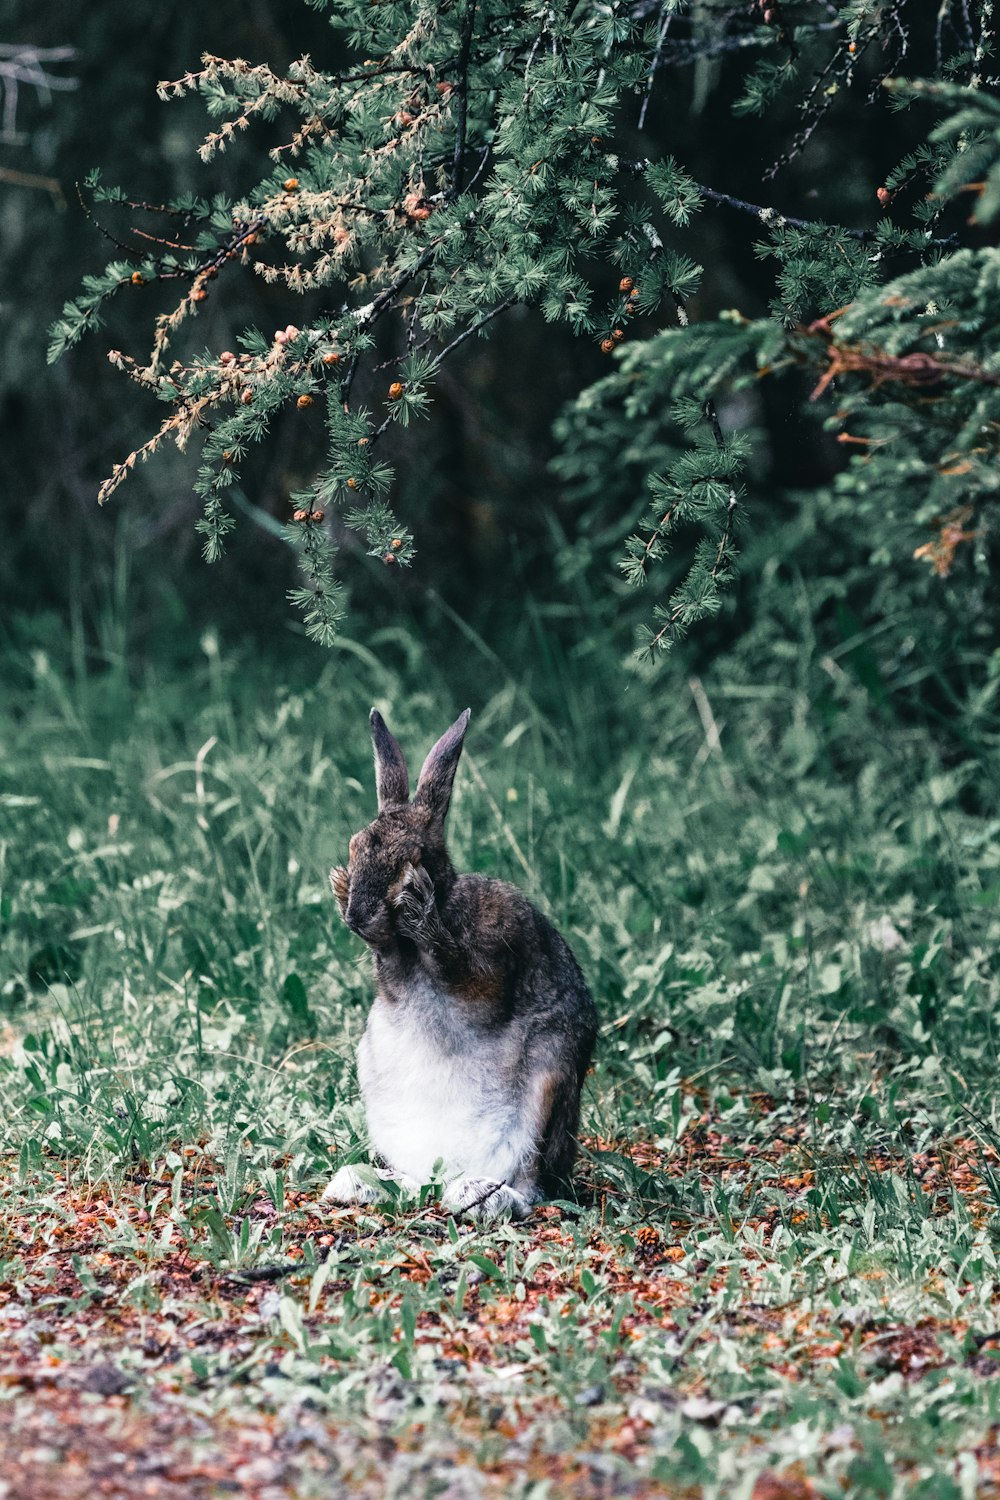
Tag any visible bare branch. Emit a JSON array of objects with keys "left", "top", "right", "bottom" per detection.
[{"left": 0, "top": 44, "right": 77, "bottom": 145}]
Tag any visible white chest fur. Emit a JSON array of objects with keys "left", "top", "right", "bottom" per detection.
[{"left": 357, "top": 977, "right": 534, "bottom": 1189}]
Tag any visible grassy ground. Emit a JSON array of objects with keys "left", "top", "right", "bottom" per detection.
[{"left": 2, "top": 601, "right": 1000, "bottom": 1498}]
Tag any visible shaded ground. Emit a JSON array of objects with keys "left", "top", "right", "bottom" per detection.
[{"left": 5, "top": 1112, "right": 1000, "bottom": 1498}]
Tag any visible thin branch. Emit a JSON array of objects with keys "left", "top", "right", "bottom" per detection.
[
  {"left": 76, "top": 181, "right": 142, "bottom": 260},
  {"left": 450, "top": 0, "right": 478, "bottom": 196},
  {"left": 705, "top": 402, "right": 739, "bottom": 581},
  {"left": 622, "top": 154, "right": 959, "bottom": 249},
  {"left": 76, "top": 183, "right": 266, "bottom": 282},
  {"left": 805, "top": 323, "right": 1000, "bottom": 399},
  {"left": 638, "top": 291, "right": 742, "bottom": 654},
  {"left": 697, "top": 183, "right": 959, "bottom": 249},
  {"left": 698, "top": 185, "right": 872, "bottom": 242},
  {"left": 368, "top": 296, "right": 518, "bottom": 445},
  {"left": 648, "top": 600, "right": 687, "bottom": 653},
  {"left": 340, "top": 243, "right": 441, "bottom": 406},
  {"left": 637, "top": 1, "right": 671, "bottom": 132},
  {"left": 463, "top": 140, "right": 493, "bottom": 197},
  {"left": 428, "top": 294, "right": 517, "bottom": 369}
]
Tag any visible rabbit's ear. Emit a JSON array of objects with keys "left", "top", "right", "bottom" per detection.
[
  {"left": 370, "top": 709, "right": 410, "bottom": 809},
  {"left": 414, "top": 708, "right": 471, "bottom": 825}
]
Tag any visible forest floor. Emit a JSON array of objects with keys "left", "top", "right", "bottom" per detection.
[
  {"left": 3, "top": 629, "right": 1000, "bottom": 1496},
  {"left": 5, "top": 1108, "right": 1000, "bottom": 1498}
]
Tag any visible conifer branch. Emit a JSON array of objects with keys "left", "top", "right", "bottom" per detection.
[
  {"left": 696, "top": 185, "right": 959, "bottom": 249},
  {"left": 805, "top": 322, "right": 1000, "bottom": 399},
  {"left": 52, "top": 0, "right": 997, "bottom": 651},
  {"left": 368, "top": 297, "right": 518, "bottom": 444},
  {"left": 628, "top": 160, "right": 959, "bottom": 248}
]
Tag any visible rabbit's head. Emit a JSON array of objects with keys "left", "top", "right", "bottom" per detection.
[{"left": 340, "top": 707, "right": 470, "bottom": 942}]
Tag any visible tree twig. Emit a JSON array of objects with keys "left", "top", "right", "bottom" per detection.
[
  {"left": 698, "top": 184, "right": 958, "bottom": 247},
  {"left": 450, "top": 0, "right": 478, "bottom": 197},
  {"left": 368, "top": 296, "right": 518, "bottom": 445}
]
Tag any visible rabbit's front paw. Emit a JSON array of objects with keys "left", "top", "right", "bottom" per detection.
[
  {"left": 392, "top": 861, "right": 436, "bottom": 941},
  {"left": 443, "top": 1176, "right": 533, "bottom": 1224},
  {"left": 321, "top": 1164, "right": 379, "bottom": 1207},
  {"left": 330, "top": 866, "right": 350, "bottom": 918}
]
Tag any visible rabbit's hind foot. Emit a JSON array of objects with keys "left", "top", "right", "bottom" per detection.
[
  {"left": 321, "top": 1164, "right": 381, "bottom": 1207},
  {"left": 443, "top": 1176, "right": 534, "bottom": 1223}
]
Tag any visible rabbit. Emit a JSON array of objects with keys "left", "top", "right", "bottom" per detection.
[{"left": 322, "top": 707, "right": 597, "bottom": 1222}]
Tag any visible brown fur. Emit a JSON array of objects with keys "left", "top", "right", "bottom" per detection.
[{"left": 328, "top": 708, "right": 598, "bottom": 1215}]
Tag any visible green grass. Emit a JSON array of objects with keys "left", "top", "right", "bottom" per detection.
[{"left": 2, "top": 602, "right": 1000, "bottom": 1498}]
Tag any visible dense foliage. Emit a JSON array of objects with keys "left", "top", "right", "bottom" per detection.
[{"left": 44, "top": 1, "right": 1000, "bottom": 656}]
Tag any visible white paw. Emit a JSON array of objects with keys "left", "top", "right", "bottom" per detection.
[
  {"left": 442, "top": 1176, "right": 533, "bottom": 1223},
  {"left": 321, "top": 1164, "right": 380, "bottom": 1207},
  {"left": 376, "top": 1168, "right": 422, "bottom": 1195}
]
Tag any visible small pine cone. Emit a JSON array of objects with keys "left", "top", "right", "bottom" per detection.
[
  {"left": 600, "top": 337, "right": 615, "bottom": 354},
  {"left": 383, "top": 552, "right": 396, "bottom": 564},
  {"left": 347, "top": 477, "right": 359, "bottom": 490},
  {"left": 403, "top": 191, "right": 432, "bottom": 221},
  {"left": 388, "top": 381, "right": 404, "bottom": 399},
  {"left": 284, "top": 178, "right": 299, "bottom": 191},
  {"left": 636, "top": 1226, "right": 660, "bottom": 1251},
  {"left": 877, "top": 186, "right": 892, "bottom": 206},
  {"left": 297, "top": 394, "right": 313, "bottom": 409},
  {"left": 619, "top": 276, "right": 634, "bottom": 293},
  {"left": 219, "top": 351, "right": 235, "bottom": 365},
  {"left": 293, "top": 509, "right": 309, "bottom": 522},
  {"left": 612, "top": 327, "right": 625, "bottom": 342},
  {"left": 131, "top": 272, "right": 145, "bottom": 286},
  {"left": 192, "top": 289, "right": 208, "bottom": 303},
  {"left": 241, "top": 388, "right": 253, "bottom": 405},
  {"left": 323, "top": 351, "right": 341, "bottom": 366},
  {"left": 310, "top": 510, "right": 325, "bottom": 523},
  {"left": 390, "top": 538, "right": 403, "bottom": 550}
]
